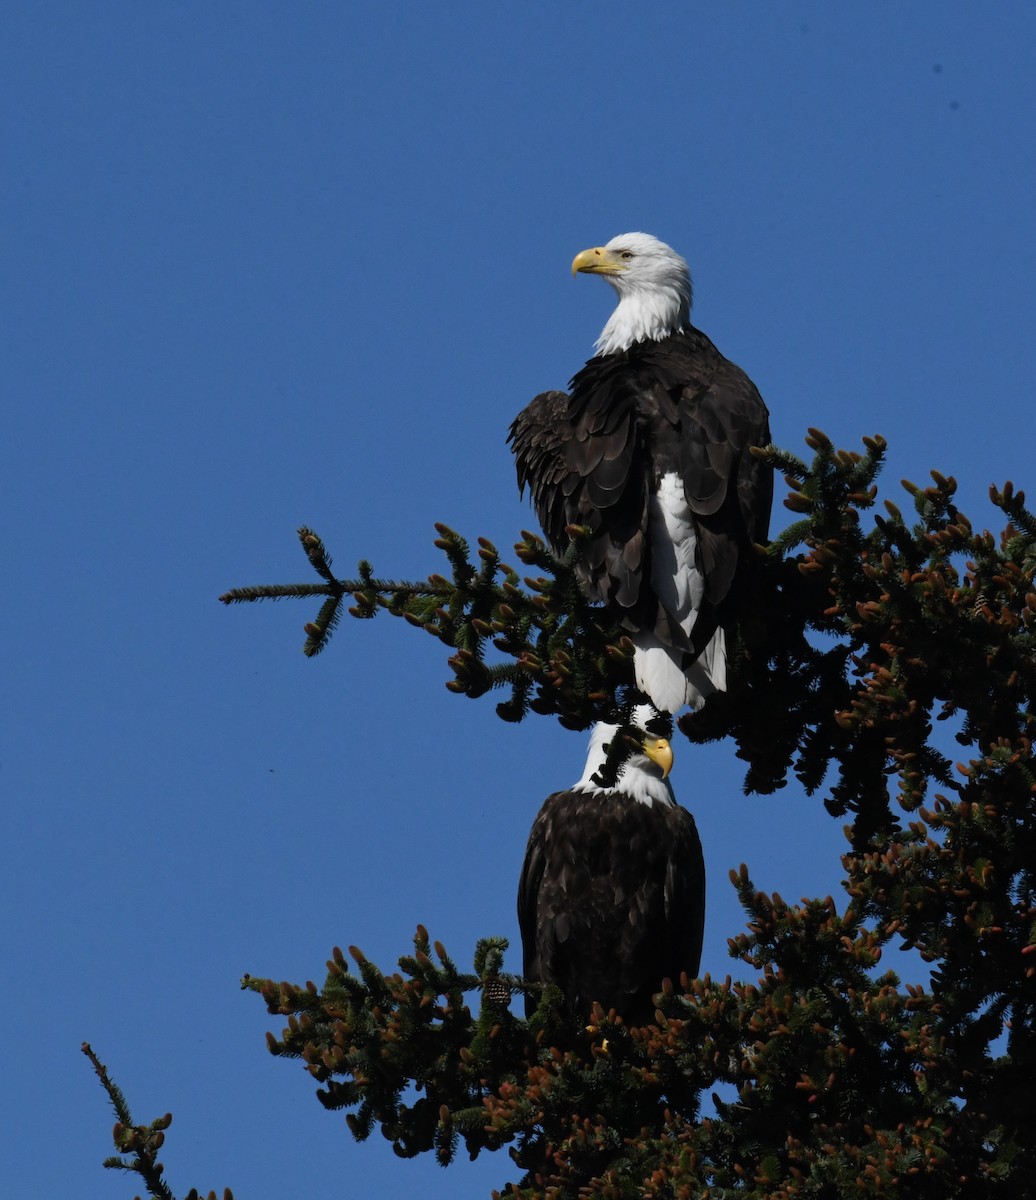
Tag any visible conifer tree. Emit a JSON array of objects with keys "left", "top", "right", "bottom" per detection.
[{"left": 93, "top": 430, "right": 1036, "bottom": 1196}]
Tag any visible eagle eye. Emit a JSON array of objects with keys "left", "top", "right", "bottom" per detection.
[{"left": 619, "top": 250, "right": 635, "bottom": 260}]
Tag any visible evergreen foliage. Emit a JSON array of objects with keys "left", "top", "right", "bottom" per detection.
[
  {"left": 83, "top": 1042, "right": 233, "bottom": 1200},
  {"left": 93, "top": 431, "right": 1034, "bottom": 1195},
  {"left": 219, "top": 430, "right": 1036, "bottom": 1196},
  {"left": 221, "top": 521, "right": 642, "bottom": 731}
]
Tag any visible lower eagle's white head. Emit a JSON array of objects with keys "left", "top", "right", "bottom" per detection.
[
  {"left": 572, "top": 232, "right": 692, "bottom": 356},
  {"left": 573, "top": 708, "right": 676, "bottom": 808}
]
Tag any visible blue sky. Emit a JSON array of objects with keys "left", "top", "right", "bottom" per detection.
[{"left": 4, "top": 4, "right": 1036, "bottom": 1196}]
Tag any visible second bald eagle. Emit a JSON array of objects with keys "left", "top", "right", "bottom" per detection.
[
  {"left": 518, "top": 717, "right": 704, "bottom": 1024},
  {"left": 509, "top": 233, "right": 772, "bottom": 713}
]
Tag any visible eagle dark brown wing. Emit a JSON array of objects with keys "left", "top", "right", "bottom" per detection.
[
  {"left": 509, "top": 327, "right": 772, "bottom": 657},
  {"left": 509, "top": 389, "right": 570, "bottom": 537}
]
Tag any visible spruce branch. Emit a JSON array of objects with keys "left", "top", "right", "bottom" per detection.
[
  {"left": 221, "top": 524, "right": 646, "bottom": 730},
  {"left": 222, "top": 432, "right": 1036, "bottom": 840},
  {"left": 247, "top": 839, "right": 1034, "bottom": 1196},
  {"left": 83, "top": 1043, "right": 232, "bottom": 1200}
]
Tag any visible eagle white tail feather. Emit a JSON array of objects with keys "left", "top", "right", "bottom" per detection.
[
  {"left": 633, "top": 626, "right": 726, "bottom": 714},
  {"left": 700, "top": 624, "right": 727, "bottom": 693},
  {"left": 637, "top": 471, "right": 727, "bottom": 712},
  {"left": 648, "top": 474, "right": 704, "bottom": 639}
]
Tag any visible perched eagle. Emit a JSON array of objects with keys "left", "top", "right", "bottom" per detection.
[
  {"left": 509, "top": 232, "right": 772, "bottom": 713},
  {"left": 518, "top": 715, "right": 705, "bottom": 1025}
]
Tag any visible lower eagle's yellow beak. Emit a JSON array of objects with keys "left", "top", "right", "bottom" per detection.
[
  {"left": 572, "top": 246, "right": 625, "bottom": 277},
  {"left": 643, "top": 737, "right": 674, "bottom": 778}
]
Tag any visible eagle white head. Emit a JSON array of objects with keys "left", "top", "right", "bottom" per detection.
[
  {"left": 572, "top": 232, "right": 692, "bottom": 356},
  {"left": 573, "top": 706, "right": 676, "bottom": 807}
]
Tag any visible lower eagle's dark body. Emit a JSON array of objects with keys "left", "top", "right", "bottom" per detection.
[
  {"left": 510, "top": 327, "right": 772, "bottom": 709},
  {"left": 518, "top": 788, "right": 705, "bottom": 1024}
]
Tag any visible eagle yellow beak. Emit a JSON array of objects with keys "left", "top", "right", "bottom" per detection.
[
  {"left": 643, "top": 737, "right": 674, "bottom": 778},
  {"left": 572, "top": 246, "right": 625, "bottom": 277}
]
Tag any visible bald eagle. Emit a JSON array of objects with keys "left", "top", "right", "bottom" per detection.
[
  {"left": 509, "top": 233, "right": 772, "bottom": 713},
  {"left": 518, "top": 717, "right": 705, "bottom": 1025}
]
